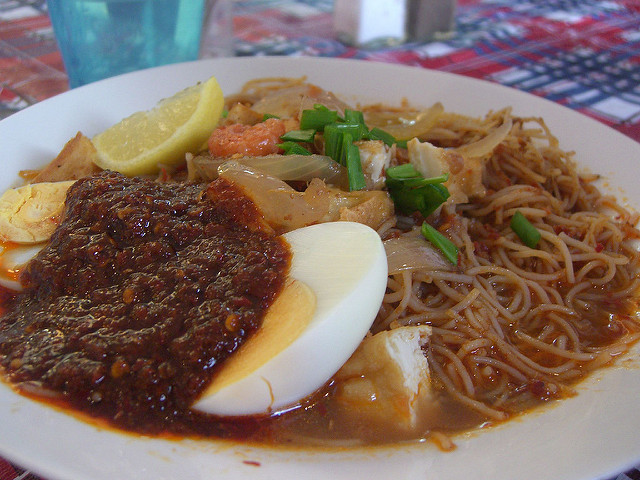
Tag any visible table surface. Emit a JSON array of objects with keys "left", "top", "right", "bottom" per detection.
[{"left": 1, "top": 0, "right": 640, "bottom": 479}]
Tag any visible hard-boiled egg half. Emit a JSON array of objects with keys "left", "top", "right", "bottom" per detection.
[
  {"left": 193, "top": 221, "right": 388, "bottom": 416},
  {"left": 0, "top": 195, "right": 388, "bottom": 416},
  {"left": 0, "top": 181, "right": 74, "bottom": 290}
]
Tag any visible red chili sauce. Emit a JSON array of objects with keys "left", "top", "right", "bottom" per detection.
[{"left": 0, "top": 171, "right": 291, "bottom": 438}]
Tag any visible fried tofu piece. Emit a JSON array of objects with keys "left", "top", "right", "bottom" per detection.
[
  {"left": 30, "top": 132, "right": 101, "bottom": 184},
  {"left": 223, "top": 102, "right": 265, "bottom": 126},
  {"left": 407, "top": 138, "right": 485, "bottom": 204},
  {"left": 306, "top": 178, "right": 395, "bottom": 230},
  {"left": 337, "top": 189, "right": 395, "bottom": 229},
  {"left": 333, "top": 325, "right": 434, "bottom": 431},
  {"left": 0, "top": 181, "right": 74, "bottom": 243}
]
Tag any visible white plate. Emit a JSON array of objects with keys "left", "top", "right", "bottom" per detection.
[{"left": 1, "top": 57, "right": 639, "bottom": 480}]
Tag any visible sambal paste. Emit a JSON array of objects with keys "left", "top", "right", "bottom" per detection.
[{"left": 0, "top": 171, "right": 290, "bottom": 437}]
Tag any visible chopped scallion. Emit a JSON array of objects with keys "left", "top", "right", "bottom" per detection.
[
  {"left": 389, "top": 183, "right": 449, "bottom": 218},
  {"left": 386, "top": 163, "right": 420, "bottom": 179},
  {"left": 385, "top": 164, "right": 450, "bottom": 218},
  {"left": 323, "top": 124, "right": 341, "bottom": 160},
  {"left": 510, "top": 211, "right": 541, "bottom": 248},
  {"left": 343, "top": 109, "right": 366, "bottom": 126},
  {"left": 345, "top": 142, "right": 366, "bottom": 191},
  {"left": 323, "top": 125, "right": 366, "bottom": 189},
  {"left": 367, "top": 127, "right": 396, "bottom": 147},
  {"left": 262, "top": 113, "right": 280, "bottom": 120},
  {"left": 277, "top": 142, "right": 312, "bottom": 155},
  {"left": 280, "top": 129, "right": 316, "bottom": 143},
  {"left": 300, "top": 104, "right": 339, "bottom": 131},
  {"left": 421, "top": 222, "right": 459, "bottom": 265},
  {"left": 386, "top": 164, "right": 449, "bottom": 185},
  {"left": 401, "top": 176, "right": 449, "bottom": 188},
  {"left": 336, "top": 122, "right": 368, "bottom": 141}
]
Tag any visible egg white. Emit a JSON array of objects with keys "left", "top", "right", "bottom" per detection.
[
  {"left": 0, "top": 243, "right": 43, "bottom": 290},
  {"left": 192, "top": 221, "right": 388, "bottom": 416}
]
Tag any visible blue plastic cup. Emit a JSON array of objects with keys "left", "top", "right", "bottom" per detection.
[{"left": 47, "top": 0, "right": 206, "bottom": 88}]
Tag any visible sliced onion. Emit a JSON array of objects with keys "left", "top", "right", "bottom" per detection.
[
  {"left": 217, "top": 161, "right": 330, "bottom": 232},
  {"left": 0, "top": 243, "right": 45, "bottom": 291},
  {"left": 216, "top": 161, "right": 391, "bottom": 233},
  {"left": 250, "top": 84, "right": 350, "bottom": 119},
  {"left": 455, "top": 116, "right": 513, "bottom": 158},
  {"left": 16, "top": 381, "right": 63, "bottom": 399},
  {"left": 187, "top": 153, "right": 347, "bottom": 188},
  {"left": 371, "top": 103, "right": 444, "bottom": 140},
  {"left": 384, "top": 229, "right": 455, "bottom": 275}
]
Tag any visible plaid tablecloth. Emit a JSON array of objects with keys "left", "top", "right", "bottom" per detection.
[
  {"left": 3, "top": 0, "right": 640, "bottom": 141},
  {"left": 1, "top": 0, "right": 640, "bottom": 479}
]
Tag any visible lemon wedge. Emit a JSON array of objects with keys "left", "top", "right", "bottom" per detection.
[{"left": 92, "top": 75, "right": 224, "bottom": 176}]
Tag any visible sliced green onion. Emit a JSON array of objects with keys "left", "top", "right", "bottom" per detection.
[
  {"left": 367, "top": 127, "right": 396, "bottom": 147},
  {"left": 421, "top": 222, "right": 459, "bottom": 265},
  {"left": 344, "top": 109, "right": 366, "bottom": 126},
  {"left": 323, "top": 124, "right": 341, "bottom": 160},
  {"left": 401, "top": 175, "right": 449, "bottom": 188},
  {"left": 345, "top": 142, "right": 366, "bottom": 191},
  {"left": 277, "top": 141, "right": 312, "bottom": 155},
  {"left": 262, "top": 113, "right": 280, "bottom": 120},
  {"left": 386, "top": 164, "right": 449, "bottom": 186},
  {"left": 322, "top": 125, "right": 366, "bottom": 190},
  {"left": 510, "top": 211, "right": 541, "bottom": 248},
  {"left": 347, "top": 123, "right": 369, "bottom": 140},
  {"left": 300, "top": 104, "right": 339, "bottom": 131},
  {"left": 430, "top": 182, "right": 450, "bottom": 199},
  {"left": 280, "top": 129, "right": 316, "bottom": 143},
  {"left": 335, "top": 122, "right": 368, "bottom": 141},
  {"left": 389, "top": 183, "right": 449, "bottom": 218},
  {"left": 385, "top": 164, "right": 450, "bottom": 218},
  {"left": 340, "top": 131, "right": 353, "bottom": 167},
  {"left": 386, "top": 163, "right": 420, "bottom": 179},
  {"left": 324, "top": 124, "right": 365, "bottom": 164}
]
